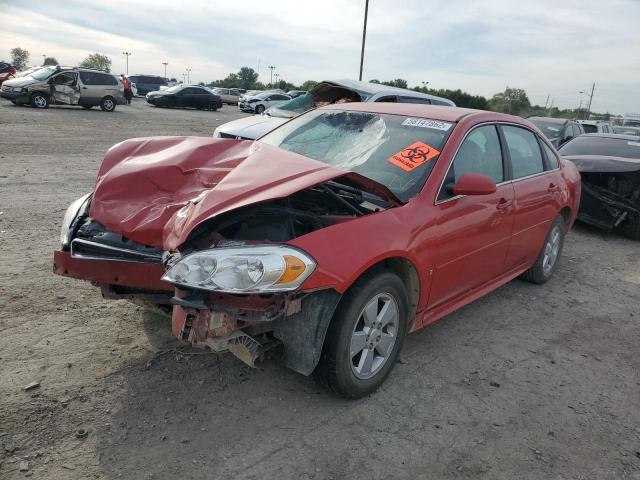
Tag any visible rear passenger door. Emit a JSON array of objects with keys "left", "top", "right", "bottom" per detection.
[{"left": 500, "top": 125, "right": 562, "bottom": 270}]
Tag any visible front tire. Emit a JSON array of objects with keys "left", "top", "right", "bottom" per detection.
[
  {"left": 521, "top": 215, "right": 566, "bottom": 284},
  {"left": 31, "top": 92, "right": 49, "bottom": 109},
  {"left": 255, "top": 104, "right": 265, "bottom": 114},
  {"left": 316, "top": 271, "right": 409, "bottom": 399},
  {"left": 100, "top": 96, "right": 116, "bottom": 112}
]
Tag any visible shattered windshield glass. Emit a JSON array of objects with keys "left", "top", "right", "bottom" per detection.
[{"left": 260, "top": 109, "right": 453, "bottom": 201}]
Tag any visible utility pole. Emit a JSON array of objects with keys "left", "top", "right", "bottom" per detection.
[
  {"left": 358, "top": 0, "right": 369, "bottom": 81},
  {"left": 186, "top": 68, "right": 191, "bottom": 84},
  {"left": 162, "top": 62, "right": 168, "bottom": 79},
  {"left": 122, "top": 51, "right": 131, "bottom": 75},
  {"left": 547, "top": 98, "right": 554, "bottom": 116},
  {"left": 586, "top": 82, "right": 595, "bottom": 120},
  {"left": 267, "top": 65, "right": 276, "bottom": 87},
  {"left": 544, "top": 93, "right": 550, "bottom": 109},
  {"left": 274, "top": 73, "right": 280, "bottom": 87}
]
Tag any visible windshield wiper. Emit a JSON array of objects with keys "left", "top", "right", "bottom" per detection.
[
  {"left": 326, "top": 181, "right": 391, "bottom": 209},
  {"left": 320, "top": 183, "right": 367, "bottom": 216}
]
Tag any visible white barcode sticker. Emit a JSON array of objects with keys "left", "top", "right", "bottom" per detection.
[{"left": 401, "top": 118, "right": 453, "bottom": 131}]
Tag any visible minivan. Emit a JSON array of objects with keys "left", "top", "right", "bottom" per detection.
[
  {"left": 127, "top": 75, "right": 168, "bottom": 96},
  {"left": 0, "top": 65, "right": 124, "bottom": 111}
]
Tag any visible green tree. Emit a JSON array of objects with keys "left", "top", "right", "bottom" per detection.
[
  {"left": 382, "top": 78, "right": 408, "bottom": 89},
  {"left": 42, "top": 56, "right": 58, "bottom": 66},
  {"left": 299, "top": 80, "right": 318, "bottom": 91},
  {"left": 488, "top": 87, "right": 530, "bottom": 115},
  {"left": 413, "top": 86, "right": 488, "bottom": 110},
  {"left": 79, "top": 53, "right": 112, "bottom": 72},
  {"left": 10, "top": 47, "right": 30, "bottom": 70},
  {"left": 237, "top": 67, "right": 258, "bottom": 89}
]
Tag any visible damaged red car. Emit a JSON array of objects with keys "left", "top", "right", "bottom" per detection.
[{"left": 54, "top": 104, "right": 581, "bottom": 398}]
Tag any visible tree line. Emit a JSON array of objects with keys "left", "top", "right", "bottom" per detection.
[{"left": 7, "top": 47, "right": 611, "bottom": 119}]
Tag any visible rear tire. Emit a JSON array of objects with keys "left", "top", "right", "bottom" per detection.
[
  {"left": 315, "top": 271, "right": 409, "bottom": 399},
  {"left": 521, "top": 215, "right": 566, "bottom": 284},
  {"left": 31, "top": 92, "right": 49, "bottom": 109},
  {"left": 255, "top": 104, "right": 265, "bottom": 114},
  {"left": 100, "top": 96, "right": 116, "bottom": 112}
]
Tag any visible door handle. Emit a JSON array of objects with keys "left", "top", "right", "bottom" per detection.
[
  {"left": 496, "top": 198, "right": 512, "bottom": 210},
  {"left": 547, "top": 183, "right": 560, "bottom": 193}
]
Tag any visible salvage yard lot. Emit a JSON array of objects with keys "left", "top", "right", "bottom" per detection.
[{"left": 0, "top": 99, "right": 639, "bottom": 480}]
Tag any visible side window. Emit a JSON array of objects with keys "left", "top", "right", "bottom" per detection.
[
  {"left": 98, "top": 73, "right": 118, "bottom": 86},
  {"left": 375, "top": 96, "right": 397, "bottom": 103},
  {"left": 541, "top": 141, "right": 560, "bottom": 170},
  {"left": 398, "top": 96, "right": 431, "bottom": 104},
  {"left": 573, "top": 124, "right": 582, "bottom": 136},
  {"left": 438, "top": 125, "right": 504, "bottom": 201},
  {"left": 502, "top": 125, "right": 545, "bottom": 179},
  {"left": 79, "top": 72, "right": 95, "bottom": 85},
  {"left": 264, "top": 96, "right": 272, "bottom": 101},
  {"left": 52, "top": 72, "right": 76, "bottom": 86}
]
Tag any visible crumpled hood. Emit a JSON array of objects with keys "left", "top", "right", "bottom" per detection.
[
  {"left": 90, "top": 136, "right": 359, "bottom": 251},
  {"left": 2, "top": 76, "right": 38, "bottom": 88},
  {"left": 215, "top": 114, "right": 287, "bottom": 140}
]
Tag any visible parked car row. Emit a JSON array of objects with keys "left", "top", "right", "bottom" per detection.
[{"left": 215, "top": 79, "right": 456, "bottom": 139}]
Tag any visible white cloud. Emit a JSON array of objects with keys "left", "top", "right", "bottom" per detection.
[{"left": 1, "top": 0, "right": 639, "bottom": 113}]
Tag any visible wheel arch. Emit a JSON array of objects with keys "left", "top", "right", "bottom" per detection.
[{"left": 339, "top": 256, "right": 421, "bottom": 330}]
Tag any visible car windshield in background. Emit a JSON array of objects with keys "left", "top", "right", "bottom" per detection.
[
  {"left": 529, "top": 119, "right": 564, "bottom": 139},
  {"left": 560, "top": 136, "right": 640, "bottom": 159},
  {"left": 30, "top": 66, "right": 58, "bottom": 81},
  {"left": 164, "top": 85, "right": 182, "bottom": 93},
  {"left": 260, "top": 110, "right": 453, "bottom": 202},
  {"left": 268, "top": 94, "right": 314, "bottom": 118},
  {"left": 581, "top": 124, "right": 598, "bottom": 133}
]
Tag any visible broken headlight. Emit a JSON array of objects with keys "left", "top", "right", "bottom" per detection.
[
  {"left": 162, "top": 245, "right": 316, "bottom": 293},
  {"left": 60, "top": 192, "right": 92, "bottom": 249}
]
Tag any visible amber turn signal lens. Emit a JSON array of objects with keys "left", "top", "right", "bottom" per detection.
[{"left": 277, "top": 255, "right": 306, "bottom": 284}]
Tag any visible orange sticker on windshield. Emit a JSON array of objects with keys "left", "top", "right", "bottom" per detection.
[{"left": 388, "top": 141, "right": 440, "bottom": 172}]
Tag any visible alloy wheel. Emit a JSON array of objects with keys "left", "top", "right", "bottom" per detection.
[
  {"left": 349, "top": 293, "right": 399, "bottom": 380},
  {"left": 542, "top": 225, "right": 561, "bottom": 275}
]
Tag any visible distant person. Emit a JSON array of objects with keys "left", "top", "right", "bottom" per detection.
[{"left": 121, "top": 75, "right": 132, "bottom": 105}]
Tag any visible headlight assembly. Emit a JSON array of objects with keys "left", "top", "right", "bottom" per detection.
[
  {"left": 60, "top": 193, "right": 92, "bottom": 248},
  {"left": 162, "top": 245, "right": 316, "bottom": 293}
]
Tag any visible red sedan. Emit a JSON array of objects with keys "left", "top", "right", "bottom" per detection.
[{"left": 54, "top": 104, "right": 581, "bottom": 398}]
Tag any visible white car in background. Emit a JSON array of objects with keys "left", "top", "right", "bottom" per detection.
[
  {"left": 238, "top": 91, "right": 291, "bottom": 114},
  {"left": 214, "top": 79, "right": 456, "bottom": 140}
]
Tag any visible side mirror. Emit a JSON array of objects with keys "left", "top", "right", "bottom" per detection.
[{"left": 449, "top": 172, "right": 497, "bottom": 196}]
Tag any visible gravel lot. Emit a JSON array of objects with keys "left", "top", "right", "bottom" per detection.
[{"left": 0, "top": 98, "right": 639, "bottom": 480}]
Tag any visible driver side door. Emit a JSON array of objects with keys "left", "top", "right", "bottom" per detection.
[
  {"left": 49, "top": 72, "right": 80, "bottom": 105},
  {"left": 427, "top": 124, "right": 515, "bottom": 308}
]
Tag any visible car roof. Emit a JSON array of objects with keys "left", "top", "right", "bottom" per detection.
[
  {"left": 321, "top": 79, "right": 455, "bottom": 106},
  {"left": 578, "top": 120, "right": 608, "bottom": 125},
  {"left": 527, "top": 116, "right": 568, "bottom": 124},
  {"left": 581, "top": 133, "right": 640, "bottom": 140},
  {"left": 321, "top": 103, "right": 522, "bottom": 124}
]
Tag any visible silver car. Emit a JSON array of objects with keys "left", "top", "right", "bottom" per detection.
[
  {"left": 214, "top": 79, "right": 456, "bottom": 140},
  {"left": 0, "top": 65, "right": 124, "bottom": 111},
  {"left": 212, "top": 88, "right": 241, "bottom": 105},
  {"left": 237, "top": 92, "right": 292, "bottom": 114}
]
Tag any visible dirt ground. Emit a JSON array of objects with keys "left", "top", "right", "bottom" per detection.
[{"left": 0, "top": 98, "right": 639, "bottom": 480}]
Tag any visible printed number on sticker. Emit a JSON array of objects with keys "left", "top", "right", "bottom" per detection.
[
  {"left": 388, "top": 141, "right": 440, "bottom": 172},
  {"left": 401, "top": 118, "right": 452, "bottom": 131}
]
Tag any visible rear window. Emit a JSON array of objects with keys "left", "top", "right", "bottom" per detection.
[
  {"left": 260, "top": 110, "right": 454, "bottom": 201},
  {"left": 529, "top": 119, "right": 564, "bottom": 140},
  {"left": 581, "top": 124, "right": 598, "bottom": 133},
  {"left": 80, "top": 72, "right": 117, "bottom": 86},
  {"left": 559, "top": 136, "right": 640, "bottom": 159}
]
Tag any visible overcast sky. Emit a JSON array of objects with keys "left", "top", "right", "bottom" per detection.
[{"left": 1, "top": 0, "right": 639, "bottom": 114}]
